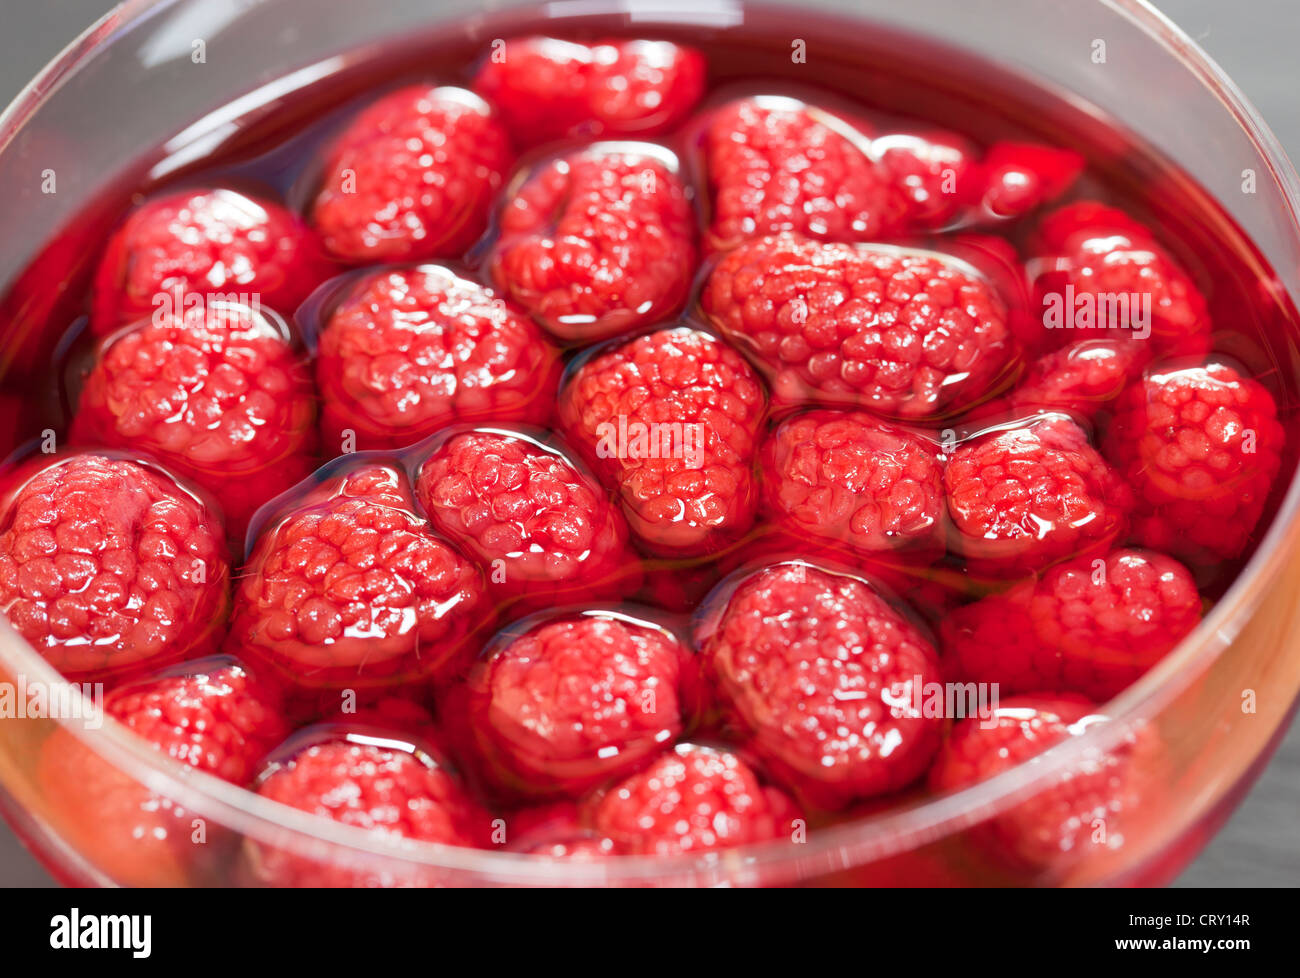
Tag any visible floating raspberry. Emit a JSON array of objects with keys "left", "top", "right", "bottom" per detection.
[
  {"left": 585, "top": 743, "right": 802, "bottom": 856},
  {"left": 72, "top": 302, "right": 317, "bottom": 537},
  {"left": 36, "top": 656, "right": 287, "bottom": 886},
  {"left": 311, "top": 85, "right": 511, "bottom": 262},
  {"left": 701, "top": 234, "right": 1016, "bottom": 419},
  {"left": 472, "top": 37, "right": 705, "bottom": 146},
  {"left": 1010, "top": 336, "right": 1152, "bottom": 421},
  {"left": 928, "top": 695, "right": 1152, "bottom": 872},
  {"left": 559, "top": 326, "right": 766, "bottom": 554},
  {"left": 315, "top": 265, "right": 560, "bottom": 452},
  {"left": 1102, "top": 361, "right": 1283, "bottom": 562},
  {"left": 489, "top": 145, "right": 695, "bottom": 342},
  {"left": 91, "top": 188, "right": 331, "bottom": 336},
  {"left": 702, "top": 96, "right": 895, "bottom": 252},
  {"left": 0, "top": 454, "right": 228, "bottom": 683},
  {"left": 231, "top": 463, "right": 486, "bottom": 695},
  {"left": 760, "top": 409, "right": 945, "bottom": 560},
  {"left": 247, "top": 729, "right": 488, "bottom": 886},
  {"left": 944, "top": 413, "right": 1132, "bottom": 574},
  {"left": 1030, "top": 201, "right": 1210, "bottom": 357},
  {"left": 942, "top": 549, "right": 1201, "bottom": 700},
  {"left": 458, "top": 611, "right": 693, "bottom": 799},
  {"left": 972, "top": 142, "right": 1083, "bottom": 220},
  {"left": 872, "top": 130, "right": 977, "bottom": 229},
  {"left": 414, "top": 428, "right": 635, "bottom": 607},
  {"left": 698, "top": 561, "right": 944, "bottom": 809}
]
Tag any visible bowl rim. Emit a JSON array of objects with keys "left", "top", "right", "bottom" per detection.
[{"left": 3, "top": 0, "right": 1300, "bottom": 885}]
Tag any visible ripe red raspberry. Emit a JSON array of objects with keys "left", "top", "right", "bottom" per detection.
[
  {"left": 559, "top": 326, "right": 766, "bottom": 555},
  {"left": 414, "top": 428, "right": 635, "bottom": 607},
  {"left": 230, "top": 463, "right": 486, "bottom": 695},
  {"left": 1102, "top": 361, "right": 1283, "bottom": 562},
  {"left": 928, "top": 695, "right": 1152, "bottom": 872},
  {"left": 0, "top": 454, "right": 228, "bottom": 683},
  {"left": 702, "top": 96, "right": 896, "bottom": 252},
  {"left": 942, "top": 549, "right": 1202, "bottom": 700},
  {"left": 457, "top": 611, "right": 694, "bottom": 799},
  {"left": 585, "top": 743, "right": 802, "bottom": 856},
  {"left": 36, "top": 656, "right": 288, "bottom": 886},
  {"left": 91, "top": 188, "right": 331, "bottom": 336},
  {"left": 701, "top": 234, "right": 1015, "bottom": 419},
  {"left": 698, "top": 561, "right": 944, "bottom": 809},
  {"left": 471, "top": 37, "right": 705, "bottom": 147},
  {"left": 489, "top": 145, "right": 695, "bottom": 342},
  {"left": 311, "top": 85, "right": 511, "bottom": 262},
  {"left": 72, "top": 302, "right": 317, "bottom": 538},
  {"left": 246, "top": 730, "right": 489, "bottom": 886},
  {"left": 759, "top": 409, "right": 945, "bottom": 560},
  {"left": 971, "top": 142, "right": 1083, "bottom": 220},
  {"left": 315, "top": 265, "right": 560, "bottom": 452},
  {"left": 871, "top": 130, "right": 977, "bottom": 230},
  {"left": 1010, "top": 336, "right": 1152, "bottom": 421},
  {"left": 944, "top": 413, "right": 1133, "bottom": 575},
  {"left": 1030, "top": 201, "right": 1210, "bottom": 357}
]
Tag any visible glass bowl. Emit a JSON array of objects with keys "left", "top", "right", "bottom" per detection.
[{"left": 1, "top": 0, "right": 1299, "bottom": 887}]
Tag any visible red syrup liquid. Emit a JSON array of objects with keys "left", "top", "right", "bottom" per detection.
[{"left": 1, "top": 7, "right": 1298, "bottom": 882}]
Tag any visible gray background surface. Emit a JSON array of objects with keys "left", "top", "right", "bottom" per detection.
[{"left": 0, "top": 0, "right": 1296, "bottom": 887}]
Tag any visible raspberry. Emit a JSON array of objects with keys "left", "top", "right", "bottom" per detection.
[
  {"left": 315, "top": 266, "right": 560, "bottom": 452},
  {"left": 91, "top": 188, "right": 331, "bottom": 335},
  {"left": 0, "top": 454, "right": 229, "bottom": 683},
  {"left": 414, "top": 428, "right": 635, "bottom": 607},
  {"left": 471, "top": 37, "right": 705, "bottom": 146},
  {"left": 230, "top": 463, "right": 486, "bottom": 694},
  {"left": 559, "top": 326, "right": 766, "bottom": 554},
  {"left": 942, "top": 549, "right": 1202, "bottom": 700},
  {"left": 489, "top": 146, "right": 695, "bottom": 342},
  {"left": 928, "top": 695, "right": 1152, "bottom": 872},
  {"left": 702, "top": 96, "right": 896, "bottom": 252},
  {"left": 701, "top": 234, "right": 1015, "bottom": 419},
  {"left": 1102, "top": 361, "right": 1283, "bottom": 562},
  {"left": 1030, "top": 201, "right": 1210, "bottom": 356},
  {"left": 759, "top": 409, "right": 945, "bottom": 559},
  {"left": 871, "top": 130, "right": 977, "bottom": 229},
  {"left": 944, "top": 413, "right": 1133, "bottom": 574},
  {"left": 972, "top": 142, "right": 1083, "bottom": 220},
  {"left": 72, "top": 302, "right": 317, "bottom": 538},
  {"left": 698, "top": 562, "right": 944, "bottom": 809},
  {"left": 1010, "top": 336, "right": 1152, "bottom": 421},
  {"left": 35, "top": 655, "right": 286, "bottom": 886},
  {"left": 311, "top": 85, "right": 511, "bottom": 262},
  {"left": 246, "top": 730, "right": 489, "bottom": 886},
  {"left": 457, "top": 611, "right": 693, "bottom": 799},
  {"left": 585, "top": 743, "right": 802, "bottom": 856}
]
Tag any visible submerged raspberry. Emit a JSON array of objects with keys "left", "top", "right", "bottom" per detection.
[
  {"left": 1010, "top": 336, "right": 1152, "bottom": 421},
  {"left": 760, "top": 409, "right": 945, "bottom": 558},
  {"left": 942, "top": 549, "right": 1202, "bottom": 700},
  {"left": 699, "top": 562, "right": 944, "bottom": 809},
  {"left": 231, "top": 464, "right": 486, "bottom": 694},
  {"left": 0, "top": 454, "right": 229, "bottom": 682},
  {"left": 91, "top": 188, "right": 331, "bottom": 335},
  {"left": 72, "top": 302, "right": 317, "bottom": 537},
  {"left": 311, "top": 85, "right": 512, "bottom": 262},
  {"left": 472, "top": 37, "right": 705, "bottom": 146},
  {"left": 701, "top": 235, "right": 1016, "bottom": 419},
  {"left": 414, "top": 428, "right": 635, "bottom": 606},
  {"left": 1102, "top": 361, "right": 1283, "bottom": 562},
  {"left": 459, "top": 611, "right": 692, "bottom": 799},
  {"left": 559, "top": 326, "right": 766, "bottom": 555},
  {"left": 490, "top": 146, "right": 695, "bottom": 342},
  {"left": 315, "top": 265, "right": 560, "bottom": 452},
  {"left": 944, "top": 413, "right": 1133, "bottom": 574},
  {"left": 585, "top": 743, "right": 801, "bottom": 856}
]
